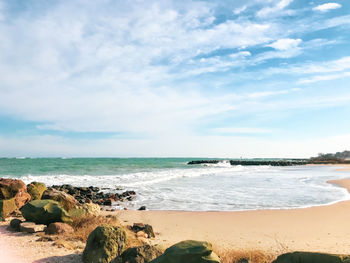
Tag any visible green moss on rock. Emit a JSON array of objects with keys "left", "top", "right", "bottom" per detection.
[
  {"left": 0, "top": 198, "right": 17, "bottom": 219},
  {"left": 27, "top": 182, "right": 47, "bottom": 200},
  {"left": 150, "top": 240, "right": 221, "bottom": 263},
  {"left": 83, "top": 224, "right": 127, "bottom": 263},
  {"left": 20, "top": 199, "right": 72, "bottom": 225}
]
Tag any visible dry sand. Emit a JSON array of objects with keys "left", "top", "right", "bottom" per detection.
[
  {"left": 0, "top": 221, "right": 82, "bottom": 263},
  {"left": 1, "top": 166, "right": 350, "bottom": 262}
]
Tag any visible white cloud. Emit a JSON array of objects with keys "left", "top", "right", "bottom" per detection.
[
  {"left": 267, "top": 38, "right": 302, "bottom": 50},
  {"left": 233, "top": 5, "right": 247, "bottom": 15},
  {"left": 211, "top": 127, "right": 273, "bottom": 134},
  {"left": 298, "top": 71, "right": 350, "bottom": 84},
  {"left": 313, "top": 3, "right": 342, "bottom": 12},
  {"left": 256, "top": 0, "right": 294, "bottom": 18},
  {"left": 0, "top": 0, "right": 284, "bottom": 136}
]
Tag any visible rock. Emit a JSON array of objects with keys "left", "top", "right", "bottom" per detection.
[
  {"left": 42, "top": 188, "right": 78, "bottom": 212},
  {"left": 104, "top": 199, "right": 113, "bottom": 206},
  {"left": 131, "top": 223, "right": 155, "bottom": 238},
  {"left": 0, "top": 178, "right": 31, "bottom": 208},
  {"left": 83, "top": 224, "right": 127, "bottom": 263},
  {"left": 136, "top": 231, "right": 148, "bottom": 238},
  {"left": 46, "top": 222, "right": 74, "bottom": 235},
  {"left": 20, "top": 222, "right": 46, "bottom": 233},
  {"left": 0, "top": 198, "right": 17, "bottom": 219},
  {"left": 20, "top": 199, "right": 72, "bottom": 225},
  {"left": 150, "top": 240, "right": 221, "bottom": 263},
  {"left": 69, "top": 203, "right": 101, "bottom": 217},
  {"left": 272, "top": 252, "right": 350, "bottom": 263},
  {"left": 10, "top": 218, "right": 23, "bottom": 231},
  {"left": 27, "top": 182, "right": 47, "bottom": 200},
  {"left": 117, "top": 244, "right": 163, "bottom": 263},
  {"left": 138, "top": 206, "right": 146, "bottom": 211}
]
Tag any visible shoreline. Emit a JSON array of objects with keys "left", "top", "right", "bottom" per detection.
[
  {"left": 106, "top": 176, "right": 350, "bottom": 254},
  {"left": 1, "top": 165, "right": 350, "bottom": 262}
]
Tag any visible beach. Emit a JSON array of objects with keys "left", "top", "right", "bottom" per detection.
[
  {"left": 112, "top": 182, "right": 350, "bottom": 254},
  {"left": 1, "top": 165, "right": 350, "bottom": 262}
]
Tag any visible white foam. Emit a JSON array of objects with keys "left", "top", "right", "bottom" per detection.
[{"left": 13, "top": 165, "right": 350, "bottom": 211}]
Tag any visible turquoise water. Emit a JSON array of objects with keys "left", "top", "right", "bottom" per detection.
[{"left": 0, "top": 158, "right": 349, "bottom": 211}]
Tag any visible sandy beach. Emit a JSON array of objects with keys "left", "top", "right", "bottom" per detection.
[
  {"left": 1, "top": 166, "right": 350, "bottom": 262},
  {"left": 112, "top": 183, "right": 350, "bottom": 254}
]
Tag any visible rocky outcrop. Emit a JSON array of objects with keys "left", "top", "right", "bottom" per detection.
[
  {"left": 20, "top": 199, "right": 72, "bottom": 225},
  {"left": 115, "top": 245, "right": 163, "bottom": 263},
  {"left": 187, "top": 160, "right": 309, "bottom": 166},
  {"left": 50, "top": 184, "right": 136, "bottom": 205},
  {"left": 46, "top": 222, "right": 74, "bottom": 235},
  {"left": 0, "top": 178, "right": 31, "bottom": 208},
  {"left": 83, "top": 224, "right": 127, "bottom": 263},
  {"left": 27, "top": 182, "right": 47, "bottom": 200},
  {"left": 272, "top": 252, "right": 350, "bottom": 263},
  {"left": 42, "top": 188, "right": 78, "bottom": 212},
  {"left": 187, "top": 160, "right": 220, "bottom": 165},
  {"left": 150, "top": 240, "right": 221, "bottom": 263}
]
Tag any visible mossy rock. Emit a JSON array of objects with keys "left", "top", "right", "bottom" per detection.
[
  {"left": 272, "top": 252, "right": 350, "bottom": 263},
  {"left": 20, "top": 199, "right": 72, "bottom": 225},
  {"left": 0, "top": 198, "right": 17, "bottom": 219},
  {"left": 83, "top": 224, "right": 127, "bottom": 263},
  {"left": 150, "top": 240, "right": 221, "bottom": 263},
  {"left": 42, "top": 188, "right": 77, "bottom": 212},
  {"left": 27, "top": 182, "right": 47, "bottom": 200}
]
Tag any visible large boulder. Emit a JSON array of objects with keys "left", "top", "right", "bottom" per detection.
[
  {"left": 0, "top": 198, "right": 17, "bottom": 220},
  {"left": 42, "top": 188, "right": 77, "bottom": 211},
  {"left": 27, "top": 182, "right": 47, "bottom": 200},
  {"left": 0, "top": 178, "right": 31, "bottom": 208},
  {"left": 20, "top": 199, "right": 72, "bottom": 225},
  {"left": 83, "top": 224, "right": 127, "bottom": 263},
  {"left": 116, "top": 245, "right": 163, "bottom": 263},
  {"left": 70, "top": 203, "right": 101, "bottom": 218},
  {"left": 150, "top": 240, "right": 221, "bottom": 263},
  {"left": 272, "top": 252, "right": 350, "bottom": 263}
]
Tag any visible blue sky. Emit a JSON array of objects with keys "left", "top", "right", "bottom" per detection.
[{"left": 0, "top": 0, "right": 350, "bottom": 157}]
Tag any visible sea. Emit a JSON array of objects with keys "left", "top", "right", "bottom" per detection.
[{"left": 0, "top": 157, "right": 349, "bottom": 211}]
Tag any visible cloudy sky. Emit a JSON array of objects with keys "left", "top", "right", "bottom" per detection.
[{"left": 0, "top": 0, "right": 349, "bottom": 157}]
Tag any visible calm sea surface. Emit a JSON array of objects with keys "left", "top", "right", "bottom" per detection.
[{"left": 0, "top": 158, "right": 349, "bottom": 211}]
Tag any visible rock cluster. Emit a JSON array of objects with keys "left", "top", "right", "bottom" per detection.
[{"left": 50, "top": 184, "right": 136, "bottom": 206}]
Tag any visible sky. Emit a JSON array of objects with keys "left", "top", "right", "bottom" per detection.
[{"left": 0, "top": 0, "right": 350, "bottom": 158}]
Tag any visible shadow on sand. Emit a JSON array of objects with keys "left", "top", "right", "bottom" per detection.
[{"left": 32, "top": 253, "right": 83, "bottom": 263}]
